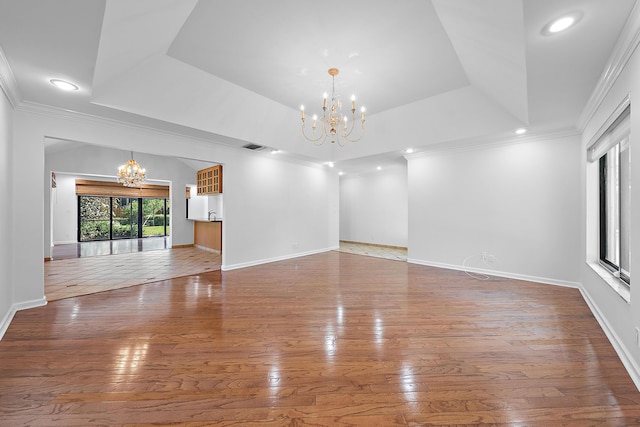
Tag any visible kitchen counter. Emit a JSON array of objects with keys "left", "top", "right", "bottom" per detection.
[
  {"left": 188, "top": 218, "right": 223, "bottom": 222},
  {"left": 191, "top": 219, "right": 222, "bottom": 253}
]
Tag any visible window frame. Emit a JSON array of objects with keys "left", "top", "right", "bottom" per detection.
[
  {"left": 78, "top": 195, "right": 170, "bottom": 242},
  {"left": 598, "top": 147, "right": 630, "bottom": 286},
  {"left": 588, "top": 102, "right": 631, "bottom": 292}
]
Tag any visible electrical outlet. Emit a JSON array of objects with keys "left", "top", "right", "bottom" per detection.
[{"left": 481, "top": 252, "right": 495, "bottom": 265}]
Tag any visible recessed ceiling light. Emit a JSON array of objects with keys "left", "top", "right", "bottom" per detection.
[
  {"left": 49, "top": 79, "right": 79, "bottom": 91},
  {"left": 542, "top": 12, "right": 582, "bottom": 35},
  {"left": 326, "top": 162, "right": 334, "bottom": 168},
  {"left": 405, "top": 148, "right": 414, "bottom": 154},
  {"left": 549, "top": 17, "right": 574, "bottom": 32},
  {"left": 338, "top": 171, "right": 344, "bottom": 176},
  {"left": 376, "top": 166, "right": 382, "bottom": 171},
  {"left": 515, "top": 128, "right": 527, "bottom": 135}
]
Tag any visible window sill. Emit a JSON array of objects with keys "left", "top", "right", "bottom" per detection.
[{"left": 587, "top": 262, "right": 631, "bottom": 303}]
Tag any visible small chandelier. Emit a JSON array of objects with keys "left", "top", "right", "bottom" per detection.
[
  {"left": 117, "top": 151, "right": 146, "bottom": 187},
  {"left": 300, "top": 68, "right": 365, "bottom": 146}
]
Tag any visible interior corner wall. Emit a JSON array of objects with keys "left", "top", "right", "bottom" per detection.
[
  {"left": 407, "top": 135, "right": 582, "bottom": 286},
  {"left": 339, "top": 163, "right": 408, "bottom": 247},
  {"left": 0, "top": 89, "right": 13, "bottom": 336},
  {"left": 221, "top": 153, "right": 338, "bottom": 269}
]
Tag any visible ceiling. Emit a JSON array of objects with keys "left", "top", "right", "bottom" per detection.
[{"left": 0, "top": 0, "right": 636, "bottom": 173}]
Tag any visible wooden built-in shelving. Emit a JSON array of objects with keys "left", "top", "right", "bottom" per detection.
[{"left": 196, "top": 165, "right": 222, "bottom": 195}]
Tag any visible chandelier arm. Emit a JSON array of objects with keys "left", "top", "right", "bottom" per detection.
[
  {"left": 314, "top": 136, "right": 327, "bottom": 146},
  {"left": 301, "top": 121, "right": 326, "bottom": 144},
  {"left": 340, "top": 113, "right": 365, "bottom": 142},
  {"left": 342, "top": 114, "right": 357, "bottom": 138},
  {"left": 339, "top": 119, "right": 363, "bottom": 142},
  {"left": 345, "top": 126, "right": 365, "bottom": 143}
]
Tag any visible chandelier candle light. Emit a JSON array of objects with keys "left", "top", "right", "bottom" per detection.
[
  {"left": 117, "top": 151, "right": 146, "bottom": 187},
  {"left": 300, "top": 68, "right": 365, "bottom": 146}
]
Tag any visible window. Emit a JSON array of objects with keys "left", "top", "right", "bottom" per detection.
[
  {"left": 78, "top": 196, "right": 111, "bottom": 241},
  {"left": 589, "top": 104, "right": 630, "bottom": 288},
  {"left": 78, "top": 196, "right": 170, "bottom": 242}
]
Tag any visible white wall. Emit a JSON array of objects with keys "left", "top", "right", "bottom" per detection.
[
  {"left": 12, "top": 114, "right": 44, "bottom": 305},
  {"left": 407, "top": 135, "right": 582, "bottom": 286},
  {"left": 579, "top": 16, "right": 640, "bottom": 385},
  {"left": 9, "top": 106, "right": 337, "bottom": 310},
  {"left": 222, "top": 153, "right": 338, "bottom": 268},
  {"left": 50, "top": 173, "right": 77, "bottom": 244},
  {"left": 207, "top": 194, "right": 223, "bottom": 219},
  {"left": 339, "top": 163, "right": 408, "bottom": 247},
  {"left": 0, "top": 88, "right": 13, "bottom": 338},
  {"left": 45, "top": 145, "right": 197, "bottom": 251},
  {"left": 187, "top": 186, "right": 207, "bottom": 219}
]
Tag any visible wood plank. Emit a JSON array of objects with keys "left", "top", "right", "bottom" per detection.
[{"left": 1, "top": 251, "right": 639, "bottom": 425}]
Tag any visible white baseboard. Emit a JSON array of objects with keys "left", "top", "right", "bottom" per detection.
[
  {"left": 579, "top": 287, "right": 640, "bottom": 392},
  {"left": 53, "top": 240, "right": 76, "bottom": 245},
  {"left": 407, "top": 258, "right": 581, "bottom": 288},
  {"left": 0, "top": 297, "right": 48, "bottom": 341},
  {"left": 222, "top": 246, "right": 337, "bottom": 271},
  {"left": 194, "top": 244, "right": 221, "bottom": 254}
]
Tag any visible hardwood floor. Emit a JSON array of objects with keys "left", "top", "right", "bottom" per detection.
[{"left": 3, "top": 251, "right": 640, "bottom": 426}]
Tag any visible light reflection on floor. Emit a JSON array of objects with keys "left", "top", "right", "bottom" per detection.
[{"left": 51, "top": 236, "right": 171, "bottom": 260}]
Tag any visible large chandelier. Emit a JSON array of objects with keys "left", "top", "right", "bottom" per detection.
[
  {"left": 300, "top": 68, "right": 365, "bottom": 146},
  {"left": 117, "top": 151, "right": 146, "bottom": 187}
]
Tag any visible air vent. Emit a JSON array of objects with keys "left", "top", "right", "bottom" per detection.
[{"left": 242, "top": 143, "right": 266, "bottom": 151}]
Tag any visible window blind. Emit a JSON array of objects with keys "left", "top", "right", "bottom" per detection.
[
  {"left": 75, "top": 179, "right": 169, "bottom": 198},
  {"left": 587, "top": 105, "right": 631, "bottom": 162}
]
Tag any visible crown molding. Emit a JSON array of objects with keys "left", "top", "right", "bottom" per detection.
[
  {"left": 0, "top": 44, "right": 22, "bottom": 108},
  {"left": 337, "top": 160, "right": 407, "bottom": 179},
  {"left": 577, "top": 0, "right": 640, "bottom": 132},
  {"left": 17, "top": 101, "right": 325, "bottom": 169},
  {"left": 404, "top": 127, "right": 579, "bottom": 160},
  {"left": 16, "top": 101, "right": 238, "bottom": 148}
]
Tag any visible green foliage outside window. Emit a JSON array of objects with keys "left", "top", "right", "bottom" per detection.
[{"left": 78, "top": 196, "right": 170, "bottom": 241}]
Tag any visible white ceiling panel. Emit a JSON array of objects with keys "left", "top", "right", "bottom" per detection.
[{"left": 0, "top": 0, "right": 636, "bottom": 170}]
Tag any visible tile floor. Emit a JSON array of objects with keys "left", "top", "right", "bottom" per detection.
[
  {"left": 51, "top": 237, "right": 171, "bottom": 260},
  {"left": 336, "top": 240, "right": 407, "bottom": 261},
  {"left": 45, "top": 247, "right": 221, "bottom": 301},
  {"left": 44, "top": 240, "right": 406, "bottom": 302}
]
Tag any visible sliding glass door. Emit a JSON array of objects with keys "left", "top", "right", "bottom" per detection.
[
  {"left": 78, "top": 196, "right": 111, "bottom": 241},
  {"left": 78, "top": 196, "right": 170, "bottom": 242},
  {"left": 142, "top": 198, "right": 170, "bottom": 237},
  {"left": 112, "top": 197, "right": 139, "bottom": 239}
]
